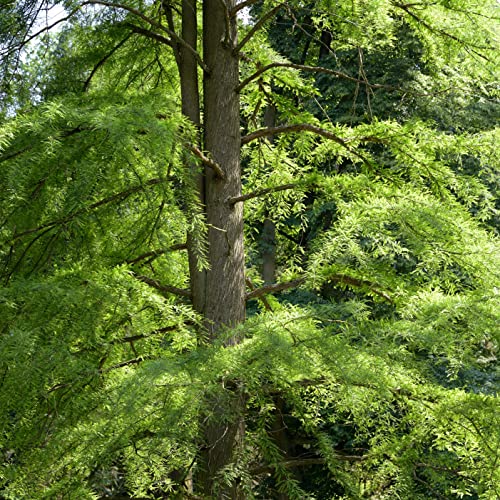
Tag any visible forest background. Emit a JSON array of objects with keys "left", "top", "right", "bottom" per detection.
[{"left": 0, "top": 0, "right": 499, "bottom": 498}]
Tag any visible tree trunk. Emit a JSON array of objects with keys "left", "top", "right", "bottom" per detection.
[
  {"left": 177, "top": 0, "right": 207, "bottom": 315},
  {"left": 262, "top": 105, "right": 277, "bottom": 285},
  {"left": 196, "top": 0, "right": 246, "bottom": 496}
]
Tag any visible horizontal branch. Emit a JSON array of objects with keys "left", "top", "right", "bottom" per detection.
[
  {"left": 242, "top": 123, "right": 348, "bottom": 147},
  {"left": 126, "top": 243, "right": 187, "bottom": 265},
  {"left": 11, "top": 177, "right": 167, "bottom": 242},
  {"left": 186, "top": 145, "right": 225, "bottom": 179},
  {"left": 134, "top": 274, "right": 191, "bottom": 298},
  {"left": 227, "top": 183, "right": 298, "bottom": 205},
  {"left": 246, "top": 278, "right": 306, "bottom": 300},
  {"left": 241, "top": 123, "right": 372, "bottom": 167},
  {"left": 252, "top": 454, "right": 365, "bottom": 475},
  {"left": 246, "top": 273, "right": 392, "bottom": 302},
  {"left": 236, "top": 62, "right": 393, "bottom": 93}
]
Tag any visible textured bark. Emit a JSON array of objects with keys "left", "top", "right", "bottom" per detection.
[
  {"left": 202, "top": 0, "right": 245, "bottom": 337},
  {"left": 197, "top": 0, "right": 247, "bottom": 496},
  {"left": 176, "top": 0, "right": 207, "bottom": 315}
]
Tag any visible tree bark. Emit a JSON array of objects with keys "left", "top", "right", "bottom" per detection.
[{"left": 197, "top": 0, "right": 247, "bottom": 496}]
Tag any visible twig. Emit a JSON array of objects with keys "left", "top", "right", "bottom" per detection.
[
  {"left": 186, "top": 144, "right": 225, "bottom": 179},
  {"left": 134, "top": 274, "right": 191, "bottom": 298}
]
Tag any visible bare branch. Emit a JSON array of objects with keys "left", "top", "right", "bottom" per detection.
[
  {"left": 236, "top": 62, "right": 394, "bottom": 93},
  {"left": 227, "top": 183, "right": 298, "bottom": 206},
  {"left": 186, "top": 144, "right": 225, "bottom": 179},
  {"left": 246, "top": 278, "right": 306, "bottom": 300},
  {"left": 85, "top": 0, "right": 210, "bottom": 72},
  {"left": 230, "top": 0, "right": 261, "bottom": 15},
  {"left": 234, "top": 3, "right": 285, "bottom": 53},
  {"left": 245, "top": 277, "right": 273, "bottom": 311},
  {"left": 134, "top": 274, "right": 191, "bottom": 298},
  {"left": 126, "top": 243, "right": 188, "bottom": 265}
]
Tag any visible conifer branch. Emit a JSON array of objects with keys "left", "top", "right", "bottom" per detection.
[
  {"left": 134, "top": 274, "right": 191, "bottom": 298},
  {"left": 393, "top": 2, "right": 491, "bottom": 61},
  {"left": 242, "top": 124, "right": 349, "bottom": 147},
  {"left": 227, "top": 183, "right": 298, "bottom": 205},
  {"left": 101, "top": 356, "right": 152, "bottom": 372},
  {"left": 234, "top": 3, "right": 285, "bottom": 53},
  {"left": 241, "top": 123, "right": 372, "bottom": 167},
  {"left": 252, "top": 454, "right": 365, "bottom": 475},
  {"left": 236, "top": 62, "right": 392, "bottom": 93},
  {"left": 186, "top": 145, "right": 225, "bottom": 179},
  {"left": 11, "top": 177, "right": 168, "bottom": 242},
  {"left": 246, "top": 274, "right": 393, "bottom": 302},
  {"left": 126, "top": 243, "right": 188, "bottom": 265},
  {"left": 83, "top": 34, "right": 132, "bottom": 91},
  {"left": 125, "top": 23, "right": 173, "bottom": 47}
]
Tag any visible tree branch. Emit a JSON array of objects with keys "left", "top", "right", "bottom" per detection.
[
  {"left": 134, "top": 274, "right": 191, "bottom": 298},
  {"left": 246, "top": 278, "right": 306, "bottom": 300},
  {"left": 230, "top": 0, "right": 261, "bottom": 15},
  {"left": 241, "top": 123, "right": 372, "bottom": 167},
  {"left": 393, "top": 2, "right": 491, "bottom": 62},
  {"left": 84, "top": 0, "right": 210, "bottom": 73},
  {"left": 234, "top": 3, "right": 285, "bottom": 53},
  {"left": 246, "top": 273, "right": 393, "bottom": 302},
  {"left": 126, "top": 243, "right": 188, "bottom": 265},
  {"left": 83, "top": 34, "right": 132, "bottom": 91},
  {"left": 227, "top": 183, "right": 298, "bottom": 206},
  {"left": 11, "top": 177, "right": 168, "bottom": 242},
  {"left": 236, "top": 62, "right": 394, "bottom": 93},
  {"left": 186, "top": 144, "right": 225, "bottom": 179}
]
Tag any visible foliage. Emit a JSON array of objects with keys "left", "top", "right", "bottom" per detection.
[{"left": 1, "top": 0, "right": 499, "bottom": 498}]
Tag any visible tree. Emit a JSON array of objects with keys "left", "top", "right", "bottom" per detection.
[{"left": 0, "top": 0, "right": 499, "bottom": 498}]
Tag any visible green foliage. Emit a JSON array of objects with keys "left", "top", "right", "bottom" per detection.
[{"left": 1, "top": 0, "right": 499, "bottom": 498}]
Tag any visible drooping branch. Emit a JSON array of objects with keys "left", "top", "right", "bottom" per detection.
[
  {"left": 186, "top": 144, "right": 225, "bottom": 179},
  {"left": 227, "top": 183, "right": 298, "bottom": 206},
  {"left": 236, "top": 62, "right": 394, "bottom": 93},
  {"left": 11, "top": 177, "right": 168, "bottom": 242},
  {"left": 134, "top": 274, "right": 191, "bottom": 298},
  {"left": 393, "top": 2, "right": 491, "bottom": 62},
  {"left": 234, "top": 3, "right": 285, "bottom": 53},
  {"left": 126, "top": 243, "right": 188, "bottom": 265},
  {"left": 83, "top": 34, "right": 132, "bottom": 91}
]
